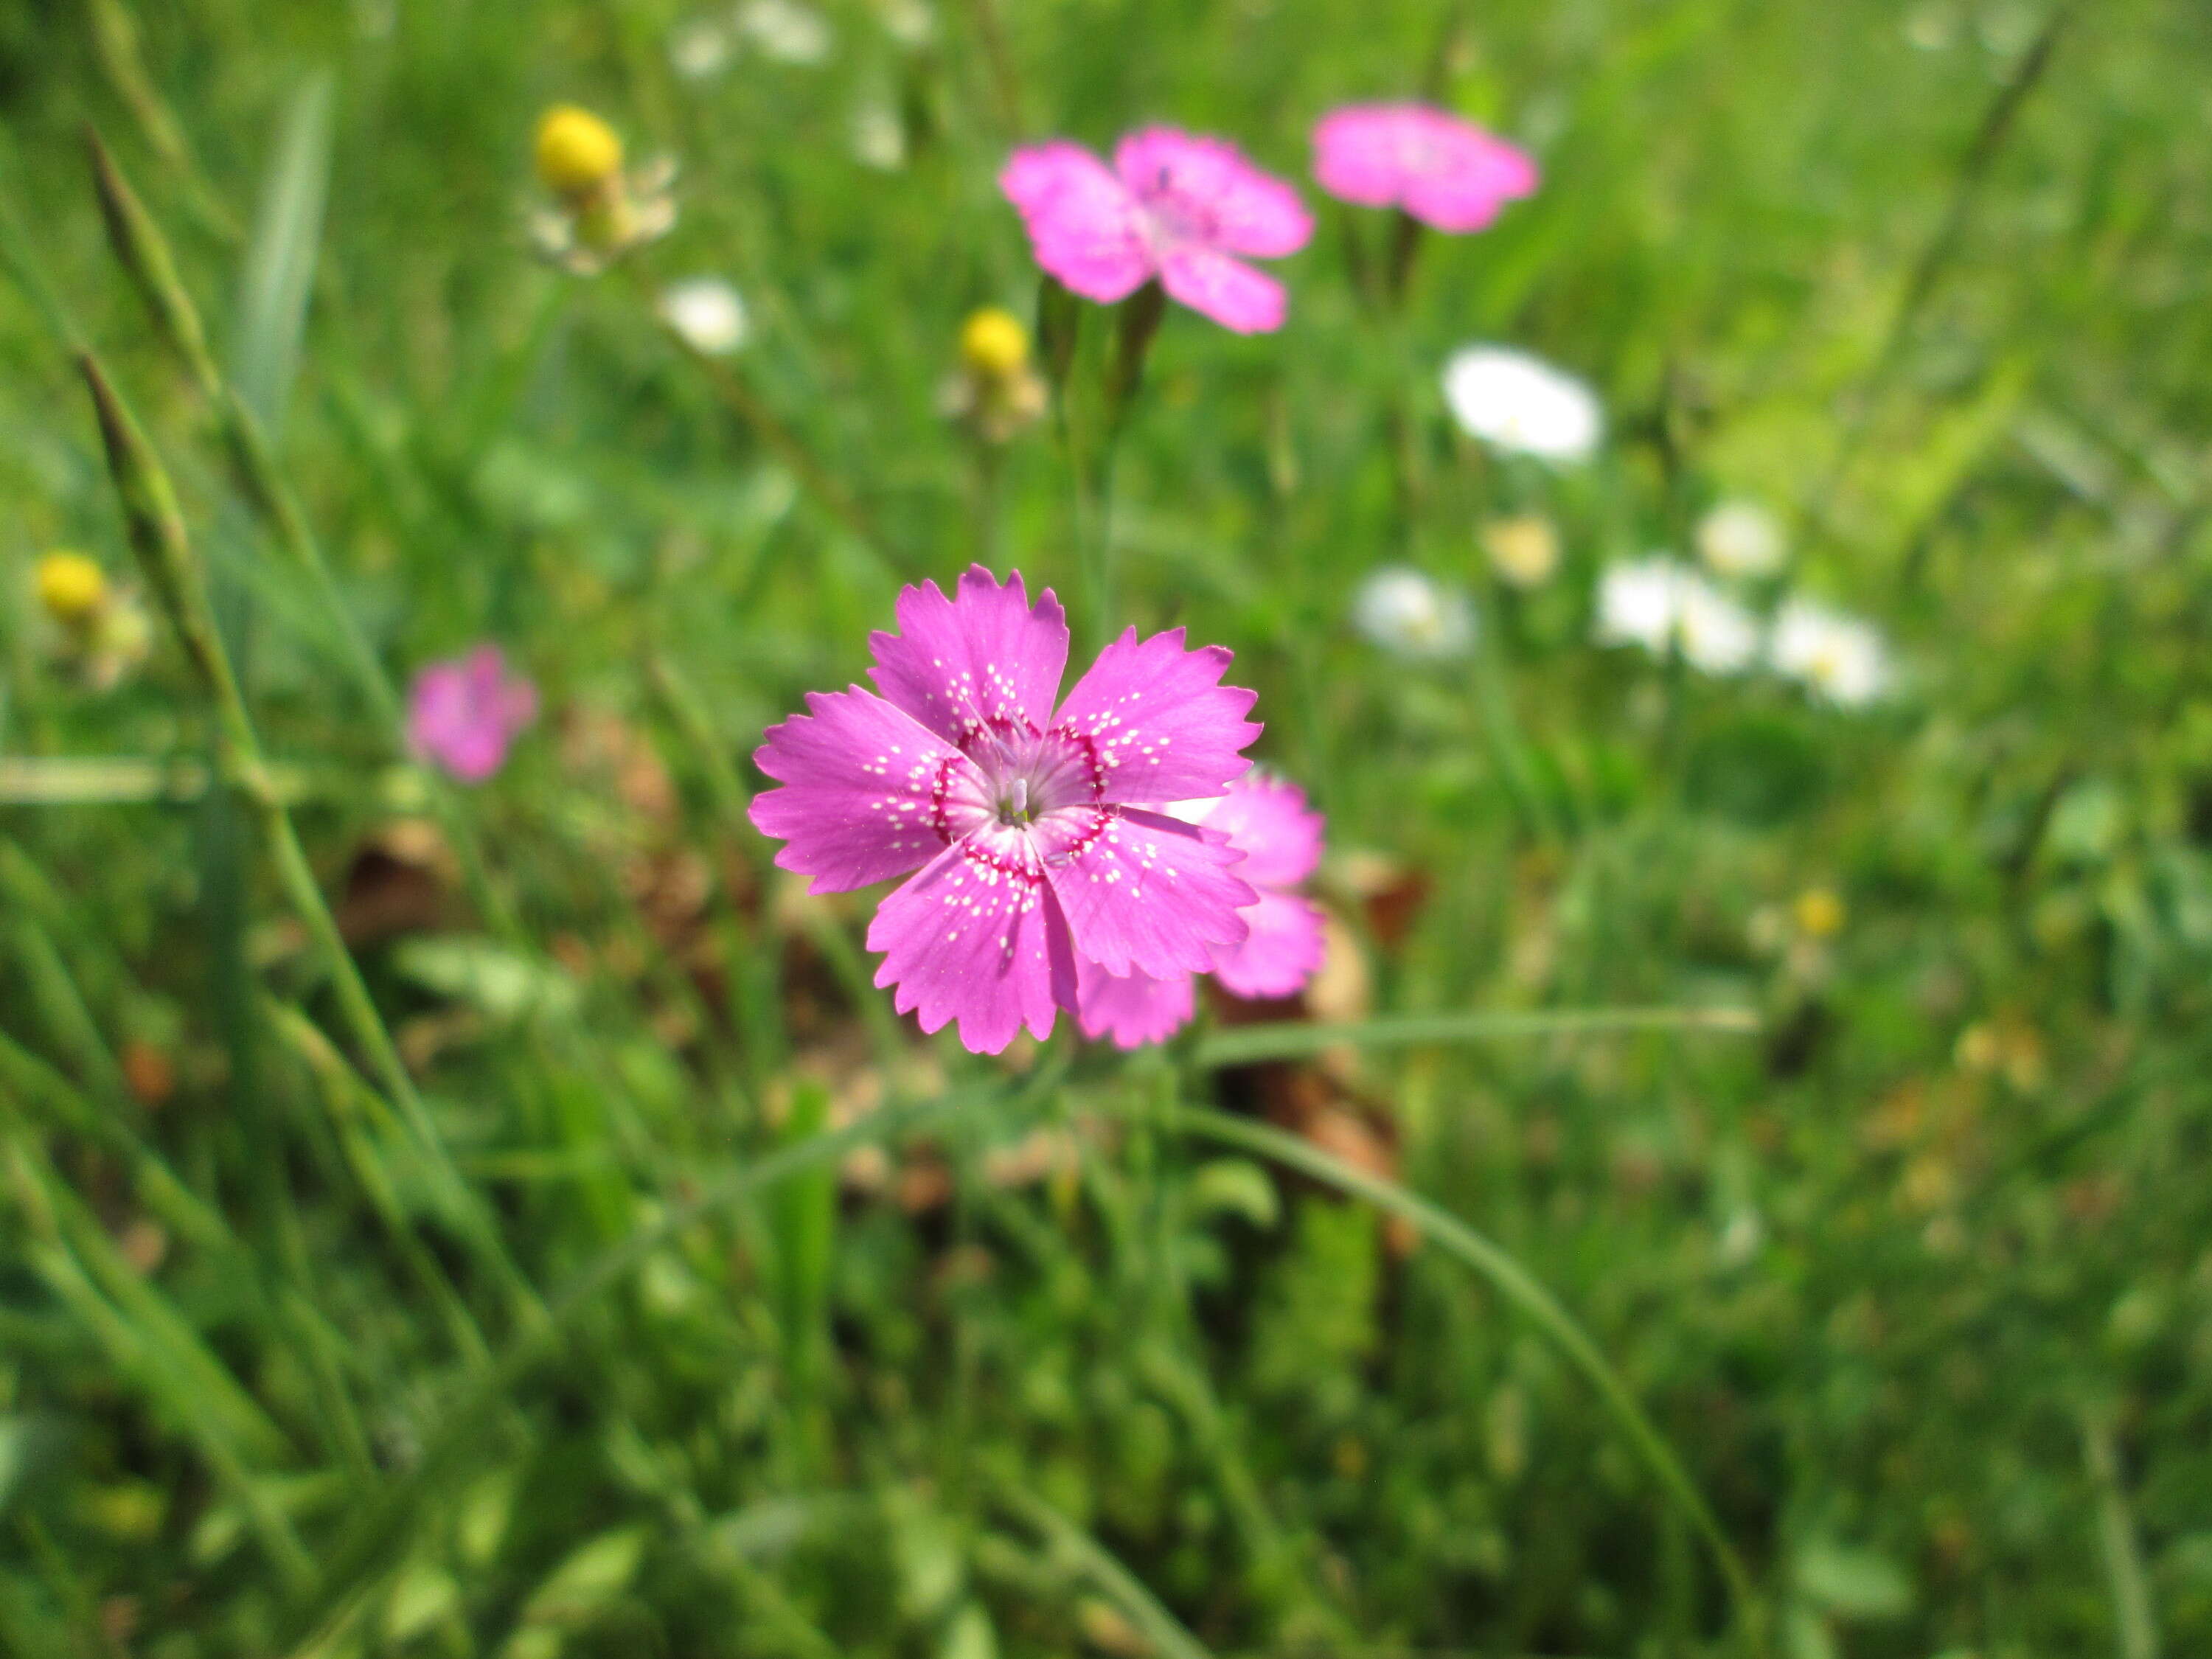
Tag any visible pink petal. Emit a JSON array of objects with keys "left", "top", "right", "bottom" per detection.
[
  {"left": 865, "top": 833, "right": 1078, "bottom": 1054},
  {"left": 1203, "top": 774, "right": 1324, "bottom": 889},
  {"left": 1040, "top": 807, "right": 1256, "bottom": 979},
  {"left": 751, "top": 686, "right": 987, "bottom": 894},
  {"left": 1401, "top": 136, "right": 1538, "bottom": 233},
  {"left": 1310, "top": 105, "right": 1419, "bottom": 208},
  {"left": 1074, "top": 958, "right": 1197, "bottom": 1049},
  {"left": 1208, "top": 890, "right": 1326, "bottom": 1001},
  {"left": 408, "top": 650, "right": 533, "bottom": 784},
  {"left": 868, "top": 566, "right": 1069, "bottom": 746},
  {"left": 1000, "top": 142, "right": 1155, "bottom": 305},
  {"left": 1113, "top": 127, "right": 1312, "bottom": 259},
  {"left": 1158, "top": 246, "right": 1287, "bottom": 333},
  {"left": 1311, "top": 103, "right": 1539, "bottom": 233},
  {"left": 1051, "top": 626, "right": 1261, "bottom": 804}
]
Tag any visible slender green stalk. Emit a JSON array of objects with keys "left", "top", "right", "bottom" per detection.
[
  {"left": 1162, "top": 1103, "right": 1766, "bottom": 1653},
  {"left": 86, "top": 122, "right": 526, "bottom": 945},
  {"left": 278, "top": 1071, "right": 1050, "bottom": 1647},
  {"left": 2081, "top": 1410, "right": 2161, "bottom": 1659},
  {"left": 1192, "top": 1004, "right": 1759, "bottom": 1068},
  {"left": 77, "top": 352, "right": 543, "bottom": 1330},
  {"left": 990, "top": 1480, "right": 1216, "bottom": 1659}
]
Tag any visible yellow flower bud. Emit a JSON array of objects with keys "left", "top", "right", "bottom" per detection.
[
  {"left": 1792, "top": 887, "right": 1846, "bottom": 939},
  {"left": 959, "top": 307, "right": 1030, "bottom": 380},
  {"left": 535, "top": 105, "right": 624, "bottom": 197},
  {"left": 36, "top": 551, "right": 108, "bottom": 627}
]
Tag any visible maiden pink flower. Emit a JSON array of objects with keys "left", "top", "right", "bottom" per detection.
[
  {"left": 1077, "top": 773, "right": 1328, "bottom": 1049},
  {"left": 749, "top": 566, "right": 1265, "bottom": 1054},
  {"left": 1312, "top": 102, "right": 1537, "bottom": 233},
  {"left": 999, "top": 128, "right": 1312, "bottom": 334},
  {"left": 406, "top": 645, "right": 539, "bottom": 783}
]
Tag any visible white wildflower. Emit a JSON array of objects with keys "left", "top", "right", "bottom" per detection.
[
  {"left": 1596, "top": 557, "right": 1759, "bottom": 675},
  {"left": 736, "top": 0, "right": 832, "bottom": 63},
  {"left": 1695, "top": 500, "right": 1786, "bottom": 579},
  {"left": 658, "top": 277, "right": 749, "bottom": 355},
  {"left": 1770, "top": 597, "right": 1891, "bottom": 706},
  {"left": 852, "top": 101, "right": 906, "bottom": 170},
  {"left": 668, "top": 15, "right": 733, "bottom": 77},
  {"left": 1353, "top": 566, "right": 1477, "bottom": 660},
  {"left": 1441, "top": 345, "right": 1601, "bottom": 463}
]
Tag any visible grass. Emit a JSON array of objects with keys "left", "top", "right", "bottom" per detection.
[{"left": 2, "top": 0, "right": 2211, "bottom": 1655}]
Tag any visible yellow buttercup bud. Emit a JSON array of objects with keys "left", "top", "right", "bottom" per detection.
[
  {"left": 960, "top": 307, "right": 1030, "bottom": 380},
  {"left": 36, "top": 551, "right": 108, "bottom": 627},
  {"left": 1482, "top": 515, "right": 1561, "bottom": 589},
  {"left": 1792, "top": 887, "right": 1846, "bottom": 939},
  {"left": 535, "top": 105, "right": 624, "bottom": 197}
]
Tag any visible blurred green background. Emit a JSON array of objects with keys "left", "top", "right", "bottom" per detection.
[{"left": 3, "top": 0, "right": 2210, "bottom": 1655}]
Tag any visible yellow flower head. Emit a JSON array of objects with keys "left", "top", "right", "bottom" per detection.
[
  {"left": 36, "top": 551, "right": 108, "bottom": 627},
  {"left": 959, "top": 307, "right": 1030, "bottom": 380},
  {"left": 1482, "top": 515, "right": 1561, "bottom": 589},
  {"left": 535, "top": 105, "right": 624, "bottom": 198},
  {"left": 1792, "top": 887, "right": 1846, "bottom": 939}
]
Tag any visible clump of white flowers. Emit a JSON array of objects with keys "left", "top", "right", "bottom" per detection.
[
  {"left": 1595, "top": 557, "right": 1759, "bottom": 675},
  {"left": 658, "top": 277, "right": 749, "bottom": 355},
  {"left": 1770, "top": 598, "right": 1891, "bottom": 706},
  {"left": 1354, "top": 566, "right": 1478, "bottom": 660},
  {"left": 1441, "top": 346, "right": 1602, "bottom": 463},
  {"left": 1695, "top": 499, "right": 1786, "bottom": 579}
]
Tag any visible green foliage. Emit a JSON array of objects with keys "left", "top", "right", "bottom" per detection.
[{"left": 2, "top": 0, "right": 2210, "bottom": 1656}]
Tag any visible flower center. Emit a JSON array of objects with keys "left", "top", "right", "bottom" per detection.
[
  {"left": 928, "top": 718, "right": 1108, "bottom": 849},
  {"left": 1136, "top": 165, "right": 1217, "bottom": 251}
]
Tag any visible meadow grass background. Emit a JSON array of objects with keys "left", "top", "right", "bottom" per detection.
[{"left": 3, "top": 0, "right": 2211, "bottom": 1654}]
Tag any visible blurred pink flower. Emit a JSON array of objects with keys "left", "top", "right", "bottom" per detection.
[
  {"left": 1077, "top": 773, "right": 1328, "bottom": 1049},
  {"left": 999, "top": 128, "right": 1312, "bottom": 334},
  {"left": 406, "top": 645, "right": 539, "bottom": 783},
  {"left": 1312, "top": 102, "right": 1537, "bottom": 232},
  {"left": 748, "top": 566, "right": 1264, "bottom": 1054}
]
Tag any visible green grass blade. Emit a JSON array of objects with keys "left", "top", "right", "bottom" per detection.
[
  {"left": 1163, "top": 1102, "right": 1764, "bottom": 1651},
  {"left": 1192, "top": 1005, "right": 1760, "bottom": 1069}
]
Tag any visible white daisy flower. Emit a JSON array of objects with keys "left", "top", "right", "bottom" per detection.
[
  {"left": 1353, "top": 566, "right": 1477, "bottom": 661},
  {"left": 658, "top": 277, "right": 749, "bottom": 355},
  {"left": 1770, "top": 597, "right": 1891, "bottom": 706},
  {"left": 668, "top": 16, "right": 733, "bottom": 77},
  {"left": 736, "top": 0, "right": 832, "bottom": 63},
  {"left": 1695, "top": 500, "right": 1786, "bottom": 579},
  {"left": 1596, "top": 556, "right": 1759, "bottom": 675},
  {"left": 1441, "top": 345, "right": 1602, "bottom": 463}
]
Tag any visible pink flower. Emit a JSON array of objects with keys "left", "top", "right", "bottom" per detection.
[
  {"left": 999, "top": 128, "right": 1313, "bottom": 334},
  {"left": 1077, "top": 773, "right": 1328, "bottom": 1049},
  {"left": 1312, "top": 102, "right": 1537, "bottom": 233},
  {"left": 748, "top": 566, "right": 1265, "bottom": 1054},
  {"left": 406, "top": 645, "right": 539, "bottom": 783}
]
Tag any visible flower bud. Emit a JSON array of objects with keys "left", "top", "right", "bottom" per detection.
[
  {"left": 959, "top": 307, "right": 1029, "bottom": 380},
  {"left": 1792, "top": 888, "right": 1846, "bottom": 939},
  {"left": 37, "top": 550, "right": 108, "bottom": 627},
  {"left": 535, "top": 105, "right": 623, "bottom": 198}
]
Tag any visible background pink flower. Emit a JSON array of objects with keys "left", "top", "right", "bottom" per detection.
[
  {"left": 1077, "top": 772, "right": 1329, "bottom": 1048},
  {"left": 1312, "top": 102, "right": 1538, "bottom": 232},
  {"left": 406, "top": 644, "right": 539, "bottom": 783},
  {"left": 1000, "top": 127, "right": 1312, "bottom": 333},
  {"left": 749, "top": 566, "right": 1264, "bottom": 1054}
]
